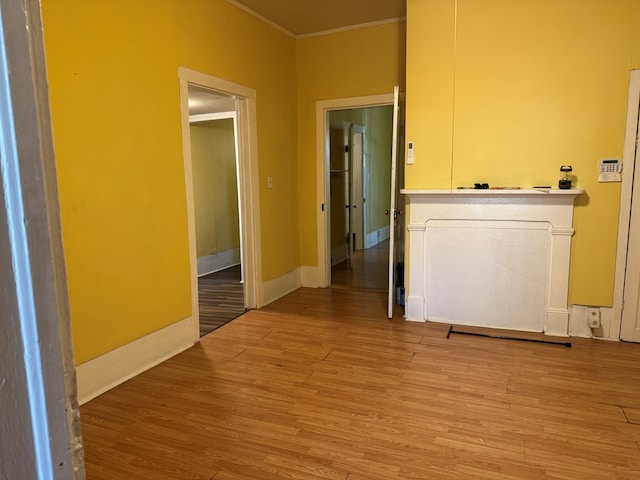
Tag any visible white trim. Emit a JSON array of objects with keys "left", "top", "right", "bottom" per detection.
[
  {"left": 262, "top": 269, "right": 301, "bottom": 306},
  {"left": 189, "top": 112, "right": 236, "bottom": 123},
  {"left": 365, "top": 225, "right": 390, "bottom": 249},
  {"left": 332, "top": 244, "right": 347, "bottom": 265},
  {"left": 316, "top": 94, "right": 395, "bottom": 288},
  {"left": 596, "top": 307, "right": 620, "bottom": 341},
  {"left": 197, "top": 248, "right": 241, "bottom": 276},
  {"left": 569, "top": 305, "right": 593, "bottom": 338},
  {"left": 297, "top": 17, "right": 406, "bottom": 40},
  {"left": 76, "top": 316, "right": 197, "bottom": 405},
  {"left": 569, "top": 305, "right": 619, "bottom": 340},
  {"left": 0, "top": 1, "right": 81, "bottom": 474},
  {"left": 224, "top": 0, "right": 296, "bottom": 38},
  {"left": 178, "top": 67, "right": 263, "bottom": 318},
  {"left": 613, "top": 70, "right": 640, "bottom": 338},
  {"left": 179, "top": 67, "right": 255, "bottom": 98},
  {"left": 300, "top": 265, "right": 322, "bottom": 288}
]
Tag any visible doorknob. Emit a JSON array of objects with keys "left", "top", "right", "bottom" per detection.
[{"left": 385, "top": 209, "right": 389, "bottom": 215}]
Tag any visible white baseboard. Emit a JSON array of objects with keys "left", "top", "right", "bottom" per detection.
[
  {"left": 569, "top": 305, "right": 593, "bottom": 338},
  {"left": 545, "top": 308, "right": 569, "bottom": 337},
  {"left": 76, "top": 316, "right": 198, "bottom": 405},
  {"left": 262, "top": 268, "right": 301, "bottom": 306},
  {"left": 592, "top": 306, "right": 619, "bottom": 341},
  {"left": 566, "top": 305, "right": 620, "bottom": 340},
  {"left": 365, "top": 225, "right": 390, "bottom": 249},
  {"left": 405, "top": 295, "right": 425, "bottom": 322},
  {"left": 332, "top": 244, "right": 346, "bottom": 266},
  {"left": 197, "top": 248, "right": 240, "bottom": 276},
  {"left": 300, "top": 265, "right": 321, "bottom": 288}
]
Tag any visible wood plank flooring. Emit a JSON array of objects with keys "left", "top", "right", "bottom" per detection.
[
  {"left": 80, "top": 287, "right": 640, "bottom": 479},
  {"left": 331, "top": 240, "right": 389, "bottom": 291},
  {"left": 198, "top": 265, "right": 246, "bottom": 337}
]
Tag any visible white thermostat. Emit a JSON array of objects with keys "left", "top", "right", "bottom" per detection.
[
  {"left": 598, "top": 159, "right": 621, "bottom": 182},
  {"left": 407, "top": 141, "right": 414, "bottom": 165}
]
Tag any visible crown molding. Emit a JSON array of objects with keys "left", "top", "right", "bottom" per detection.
[{"left": 226, "top": 1, "right": 405, "bottom": 40}]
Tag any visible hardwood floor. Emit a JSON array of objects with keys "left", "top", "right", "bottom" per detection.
[
  {"left": 198, "top": 265, "right": 246, "bottom": 337},
  {"left": 80, "top": 287, "right": 640, "bottom": 479},
  {"left": 331, "top": 240, "right": 389, "bottom": 291}
]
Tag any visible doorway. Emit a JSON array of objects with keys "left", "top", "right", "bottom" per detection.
[
  {"left": 178, "top": 68, "right": 263, "bottom": 339},
  {"left": 188, "top": 86, "right": 245, "bottom": 335},
  {"left": 326, "top": 105, "right": 394, "bottom": 291}
]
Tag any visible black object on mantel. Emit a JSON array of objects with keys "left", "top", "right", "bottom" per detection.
[
  {"left": 559, "top": 165, "right": 573, "bottom": 189},
  {"left": 457, "top": 184, "right": 489, "bottom": 189}
]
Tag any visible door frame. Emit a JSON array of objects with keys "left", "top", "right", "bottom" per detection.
[
  {"left": 178, "top": 68, "right": 263, "bottom": 337},
  {"left": 612, "top": 69, "right": 640, "bottom": 338},
  {"left": 315, "top": 94, "right": 394, "bottom": 287}
]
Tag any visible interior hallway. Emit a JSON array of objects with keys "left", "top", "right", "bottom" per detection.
[
  {"left": 331, "top": 239, "right": 389, "bottom": 291},
  {"left": 80, "top": 286, "right": 640, "bottom": 479}
]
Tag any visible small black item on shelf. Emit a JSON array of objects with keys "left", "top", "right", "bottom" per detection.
[
  {"left": 474, "top": 183, "right": 489, "bottom": 189},
  {"left": 559, "top": 165, "right": 572, "bottom": 189}
]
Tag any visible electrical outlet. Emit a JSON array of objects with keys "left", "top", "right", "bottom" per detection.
[{"left": 588, "top": 307, "right": 601, "bottom": 329}]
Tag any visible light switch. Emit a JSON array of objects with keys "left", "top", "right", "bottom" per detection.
[{"left": 267, "top": 176, "right": 273, "bottom": 189}]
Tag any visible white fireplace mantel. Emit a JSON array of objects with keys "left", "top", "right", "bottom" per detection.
[{"left": 401, "top": 188, "right": 584, "bottom": 336}]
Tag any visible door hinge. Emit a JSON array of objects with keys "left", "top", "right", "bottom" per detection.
[
  {"left": 321, "top": 203, "right": 325, "bottom": 212},
  {"left": 344, "top": 145, "right": 349, "bottom": 153}
]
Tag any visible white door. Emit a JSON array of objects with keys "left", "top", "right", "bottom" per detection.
[
  {"left": 387, "top": 86, "right": 403, "bottom": 318},
  {"left": 350, "top": 130, "right": 365, "bottom": 251},
  {"left": 621, "top": 117, "right": 640, "bottom": 341},
  {"left": 622, "top": 208, "right": 640, "bottom": 341},
  {"left": 619, "top": 71, "right": 640, "bottom": 342}
]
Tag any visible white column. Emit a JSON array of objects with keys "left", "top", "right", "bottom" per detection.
[
  {"left": 546, "top": 227, "right": 575, "bottom": 336},
  {"left": 406, "top": 223, "right": 427, "bottom": 321},
  {"left": 0, "top": 0, "right": 84, "bottom": 477}
]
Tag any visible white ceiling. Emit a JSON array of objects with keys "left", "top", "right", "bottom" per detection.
[{"left": 227, "top": 0, "right": 406, "bottom": 37}]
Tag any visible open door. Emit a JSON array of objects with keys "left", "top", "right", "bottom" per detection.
[
  {"left": 387, "top": 86, "right": 405, "bottom": 318},
  {"left": 615, "top": 70, "right": 640, "bottom": 342},
  {"left": 622, "top": 187, "right": 640, "bottom": 342},
  {"left": 349, "top": 128, "right": 365, "bottom": 253},
  {"left": 621, "top": 74, "right": 640, "bottom": 342}
]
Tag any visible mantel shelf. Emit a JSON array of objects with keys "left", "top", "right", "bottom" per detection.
[{"left": 401, "top": 188, "right": 584, "bottom": 198}]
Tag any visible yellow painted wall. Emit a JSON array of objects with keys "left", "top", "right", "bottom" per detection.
[
  {"left": 190, "top": 119, "right": 240, "bottom": 257},
  {"left": 297, "top": 21, "right": 406, "bottom": 266},
  {"left": 406, "top": 0, "right": 640, "bottom": 306},
  {"left": 42, "top": 0, "right": 298, "bottom": 363}
]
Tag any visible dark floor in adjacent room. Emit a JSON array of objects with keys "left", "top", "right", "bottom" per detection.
[{"left": 198, "top": 264, "right": 246, "bottom": 337}]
